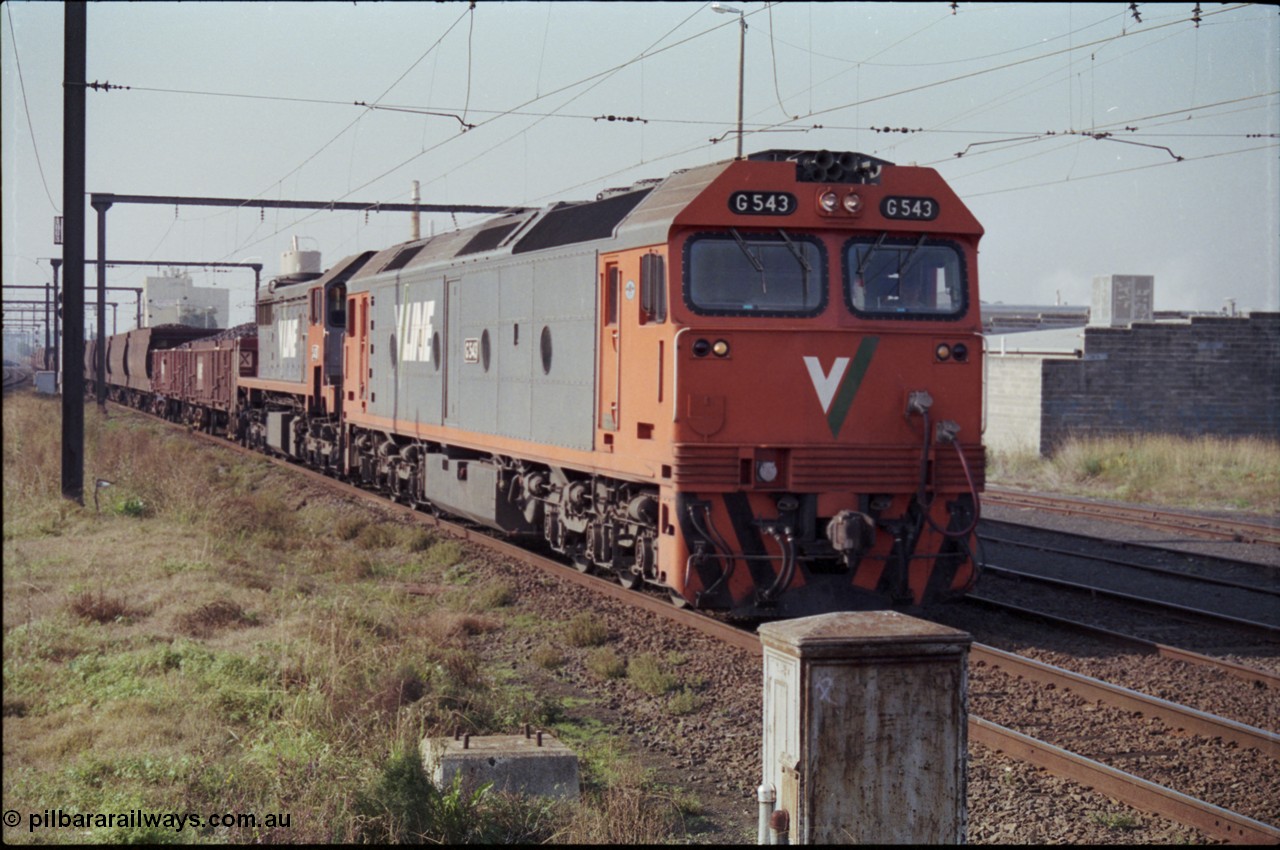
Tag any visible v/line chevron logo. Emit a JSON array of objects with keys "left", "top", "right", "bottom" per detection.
[{"left": 803, "top": 336, "right": 880, "bottom": 437}]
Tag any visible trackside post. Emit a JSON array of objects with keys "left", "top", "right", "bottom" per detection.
[{"left": 758, "top": 612, "right": 971, "bottom": 844}]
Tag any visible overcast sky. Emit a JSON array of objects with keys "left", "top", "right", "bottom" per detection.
[{"left": 3, "top": 1, "right": 1277, "bottom": 329}]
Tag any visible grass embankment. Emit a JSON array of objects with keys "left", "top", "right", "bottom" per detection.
[
  {"left": 2, "top": 394, "right": 701, "bottom": 844},
  {"left": 989, "top": 434, "right": 1279, "bottom": 516}
]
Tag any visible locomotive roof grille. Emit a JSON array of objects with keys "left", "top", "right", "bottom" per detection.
[
  {"left": 457, "top": 221, "right": 522, "bottom": 256},
  {"left": 381, "top": 244, "right": 426, "bottom": 272},
  {"left": 512, "top": 188, "right": 653, "bottom": 255}
]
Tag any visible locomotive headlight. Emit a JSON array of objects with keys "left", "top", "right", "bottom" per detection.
[
  {"left": 757, "top": 461, "right": 778, "bottom": 483},
  {"left": 692, "top": 338, "right": 711, "bottom": 357},
  {"left": 819, "top": 190, "right": 839, "bottom": 212},
  {"left": 842, "top": 192, "right": 863, "bottom": 214},
  {"left": 935, "top": 343, "right": 952, "bottom": 361},
  {"left": 952, "top": 342, "right": 969, "bottom": 362},
  {"left": 712, "top": 339, "right": 730, "bottom": 357}
]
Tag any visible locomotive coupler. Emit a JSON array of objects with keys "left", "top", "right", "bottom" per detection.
[{"left": 826, "top": 510, "right": 876, "bottom": 560}]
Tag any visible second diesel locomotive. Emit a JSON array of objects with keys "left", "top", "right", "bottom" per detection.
[{"left": 119, "top": 149, "right": 986, "bottom": 618}]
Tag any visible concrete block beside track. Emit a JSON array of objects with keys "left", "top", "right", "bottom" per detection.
[{"left": 421, "top": 732, "right": 580, "bottom": 800}]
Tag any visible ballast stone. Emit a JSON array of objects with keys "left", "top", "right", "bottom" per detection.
[{"left": 420, "top": 733, "right": 580, "bottom": 800}]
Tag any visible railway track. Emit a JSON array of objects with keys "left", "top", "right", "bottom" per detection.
[
  {"left": 984, "top": 486, "right": 1280, "bottom": 546},
  {"left": 110, "top": 403, "right": 1280, "bottom": 843},
  {"left": 980, "top": 521, "right": 1280, "bottom": 586},
  {"left": 2, "top": 364, "right": 32, "bottom": 392},
  {"left": 961, "top": 594, "right": 1280, "bottom": 690},
  {"left": 980, "top": 562, "right": 1280, "bottom": 637}
]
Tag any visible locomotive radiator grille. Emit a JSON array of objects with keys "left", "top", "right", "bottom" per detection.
[{"left": 671, "top": 444, "right": 985, "bottom": 490}]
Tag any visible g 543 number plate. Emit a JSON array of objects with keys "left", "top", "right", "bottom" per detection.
[
  {"left": 880, "top": 196, "right": 938, "bottom": 221},
  {"left": 729, "top": 191, "right": 797, "bottom": 215}
]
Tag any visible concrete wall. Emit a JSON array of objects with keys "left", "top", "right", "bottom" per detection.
[
  {"left": 983, "top": 355, "right": 1048, "bottom": 454},
  {"left": 1039, "top": 313, "right": 1279, "bottom": 453}
]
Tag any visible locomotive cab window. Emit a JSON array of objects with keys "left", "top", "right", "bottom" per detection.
[
  {"left": 844, "top": 236, "right": 967, "bottom": 319},
  {"left": 684, "top": 231, "right": 826, "bottom": 316}
]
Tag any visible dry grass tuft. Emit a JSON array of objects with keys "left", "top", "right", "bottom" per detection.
[
  {"left": 564, "top": 612, "right": 609, "bottom": 647},
  {"left": 585, "top": 647, "right": 626, "bottom": 680},
  {"left": 558, "top": 778, "right": 677, "bottom": 844},
  {"left": 174, "top": 599, "right": 255, "bottom": 637},
  {"left": 428, "top": 610, "right": 501, "bottom": 641},
  {"left": 68, "top": 590, "right": 142, "bottom": 624}
]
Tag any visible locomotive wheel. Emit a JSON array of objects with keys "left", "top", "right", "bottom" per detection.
[
  {"left": 570, "top": 549, "right": 592, "bottom": 574},
  {"left": 614, "top": 565, "right": 641, "bottom": 590}
]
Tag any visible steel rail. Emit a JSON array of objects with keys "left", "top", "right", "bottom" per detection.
[
  {"left": 979, "top": 531, "right": 1280, "bottom": 596},
  {"left": 963, "top": 594, "right": 1280, "bottom": 690},
  {"left": 984, "top": 487, "right": 1280, "bottom": 546},
  {"left": 968, "top": 717, "right": 1280, "bottom": 845},
  {"left": 971, "top": 644, "right": 1279, "bottom": 753},
  {"left": 984, "top": 563, "right": 1280, "bottom": 636}
]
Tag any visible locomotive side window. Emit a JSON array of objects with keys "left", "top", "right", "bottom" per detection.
[
  {"left": 327, "top": 285, "right": 346, "bottom": 328},
  {"left": 844, "top": 236, "right": 967, "bottom": 319},
  {"left": 684, "top": 231, "right": 826, "bottom": 316},
  {"left": 640, "top": 253, "right": 667, "bottom": 324},
  {"left": 605, "top": 266, "right": 620, "bottom": 326}
]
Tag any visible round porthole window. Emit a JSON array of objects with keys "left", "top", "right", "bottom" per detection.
[
  {"left": 481, "top": 329, "right": 491, "bottom": 372},
  {"left": 540, "top": 326, "right": 553, "bottom": 375}
]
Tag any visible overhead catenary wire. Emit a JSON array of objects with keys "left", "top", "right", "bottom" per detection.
[
  {"left": 739, "top": 3, "right": 1254, "bottom": 150},
  {"left": 5, "top": 3, "right": 59, "bottom": 214},
  {"left": 212, "top": 2, "right": 716, "bottom": 258},
  {"left": 60, "top": 2, "right": 1271, "bottom": 283}
]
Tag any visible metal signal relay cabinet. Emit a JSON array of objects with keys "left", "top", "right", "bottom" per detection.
[{"left": 758, "top": 612, "right": 971, "bottom": 844}]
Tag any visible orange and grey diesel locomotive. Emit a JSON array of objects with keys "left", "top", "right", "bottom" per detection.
[{"left": 112, "top": 149, "right": 985, "bottom": 618}]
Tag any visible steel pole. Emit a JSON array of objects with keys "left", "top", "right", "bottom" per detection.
[
  {"left": 51, "top": 259, "right": 61, "bottom": 376},
  {"left": 44, "top": 283, "right": 51, "bottom": 368},
  {"left": 92, "top": 198, "right": 112, "bottom": 408},
  {"left": 735, "top": 12, "right": 745, "bottom": 160},
  {"left": 61, "top": 2, "right": 86, "bottom": 504}
]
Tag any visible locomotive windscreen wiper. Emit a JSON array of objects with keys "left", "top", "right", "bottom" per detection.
[
  {"left": 728, "top": 227, "right": 767, "bottom": 296},
  {"left": 776, "top": 229, "right": 810, "bottom": 272},
  {"left": 728, "top": 228, "right": 764, "bottom": 272},
  {"left": 855, "top": 232, "right": 889, "bottom": 279},
  {"left": 778, "top": 229, "right": 810, "bottom": 304},
  {"left": 897, "top": 235, "right": 928, "bottom": 279}
]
